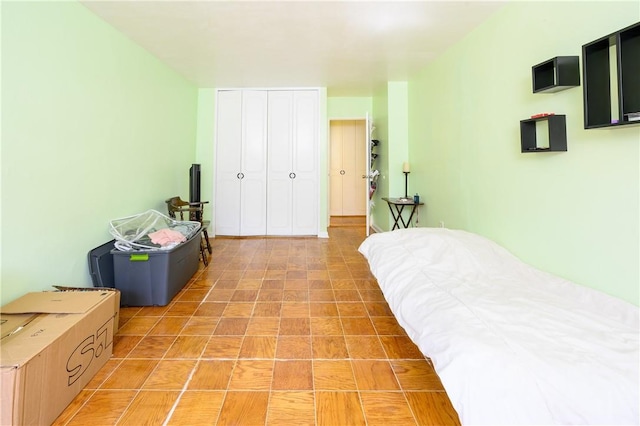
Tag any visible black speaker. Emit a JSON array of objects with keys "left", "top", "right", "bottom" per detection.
[{"left": 189, "top": 164, "right": 201, "bottom": 220}]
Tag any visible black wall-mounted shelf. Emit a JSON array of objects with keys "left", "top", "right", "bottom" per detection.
[
  {"left": 520, "top": 115, "right": 567, "bottom": 153},
  {"left": 532, "top": 56, "right": 580, "bottom": 93},
  {"left": 583, "top": 22, "right": 640, "bottom": 128}
]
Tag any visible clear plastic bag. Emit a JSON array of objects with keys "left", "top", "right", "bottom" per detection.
[{"left": 109, "top": 209, "right": 201, "bottom": 251}]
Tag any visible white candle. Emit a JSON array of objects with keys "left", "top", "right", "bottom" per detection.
[{"left": 402, "top": 162, "right": 410, "bottom": 173}]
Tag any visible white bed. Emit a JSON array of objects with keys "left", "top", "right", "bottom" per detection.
[{"left": 359, "top": 228, "right": 639, "bottom": 425}]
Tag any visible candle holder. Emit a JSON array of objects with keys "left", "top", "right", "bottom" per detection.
[{"left": 400, "top": 171, "right": 411, "bottom": 201}]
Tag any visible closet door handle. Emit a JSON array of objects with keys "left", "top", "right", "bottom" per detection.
[
  {"left": 289, "top": 172, "right": 296, "bottom": 179},
  {"left": 340, "top": 170, "right": 345, "bottom": 175},
  {"left": 237, "top": 173, "right": 244, "bottom": 179}
]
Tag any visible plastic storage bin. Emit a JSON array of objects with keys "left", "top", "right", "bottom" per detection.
[
  {"left": 111, "top": 231, "right": 200, "bottom": 306},
  {"left": 88, "top": 240, "right": 116, "bottom": 288}
]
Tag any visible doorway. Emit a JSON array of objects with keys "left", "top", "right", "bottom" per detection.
[{"left": 329, "top": 119, "right": 367, "bottom": 228}]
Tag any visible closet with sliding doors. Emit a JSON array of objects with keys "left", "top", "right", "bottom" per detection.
[{"left": 214, "top": 89, "right": 319, "bottom": 236}]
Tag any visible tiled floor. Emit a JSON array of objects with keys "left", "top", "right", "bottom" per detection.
[{"left": 53, "top": 226, "right": 460, "bottom": 425}]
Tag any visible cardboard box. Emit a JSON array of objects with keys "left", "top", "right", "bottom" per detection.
[{"left": 0, "top": 289, "right": 120, "bottom": 426}]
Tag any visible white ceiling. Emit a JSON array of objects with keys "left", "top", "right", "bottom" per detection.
[{"left": 81, "top": 1, "right": 505, "bottom": 96}]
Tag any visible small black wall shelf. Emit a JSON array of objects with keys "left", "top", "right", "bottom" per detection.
[
  {"left": 532, "top": 56, "right": 580, "bottom": 93},
  {"left": 583, "top": 22, "right": 640, "bottom": 128},
  {"left": 520, "top": 115, "right": 567, "bottom": 153}
]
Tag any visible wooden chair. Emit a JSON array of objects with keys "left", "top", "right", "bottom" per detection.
[{"left": 165, "top": 196, "right": 212, "bottom": 266}]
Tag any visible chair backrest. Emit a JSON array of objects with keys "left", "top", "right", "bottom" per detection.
[
  {"left": 165, "top": 196, "right": 187, "bottom": 220},
  {"left": 165, "top": 196, "right": 203, "bottom": 222}
]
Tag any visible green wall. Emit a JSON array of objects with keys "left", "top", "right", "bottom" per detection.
[
  {"left": 1, "top": 2, "right": 198, "bottom": 305},
  {"left": 407, "top": 2, "right": 639, "bottom": 304},
  {"left": 327, "top": 97, "right": 372, "bottom": 119}
]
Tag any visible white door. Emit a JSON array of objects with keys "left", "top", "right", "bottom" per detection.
[
  {"left": 291, "top": 90, "right": 319, "bottom": 235},
  {"left": 239, "top": 90, "right": 268, "bottom": 236},
  {"left": 329, "top": 122, "right": 344, "bottom": 216},
  {"left": 329, "top": 120, "right": 367, "bottom": 216},
  {"left": 215, "top": 90, "right": 268, "bottom": 236},
  {"left": 266, "top": 90, "right": 318, "bottom": 235},
  {"left": 215, "top": 90, "right": 242, "bottom": 235},
  {"left": 266, "top": 91, "right": 294, "bottom": 235}
]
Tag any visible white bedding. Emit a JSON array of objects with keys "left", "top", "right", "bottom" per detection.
[{"left": 359, "top": 228, "right": 639, "bottom": 425}]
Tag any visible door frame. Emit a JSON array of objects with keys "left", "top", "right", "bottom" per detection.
[{"left": 327, "top": 116, "right": 371, "bottom": 233}]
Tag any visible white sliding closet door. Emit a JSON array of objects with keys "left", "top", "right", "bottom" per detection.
[
  {"left": 291, "top": 90, "right": 319, "bottom": 235},
  {"left": 266, "top": 91, "right": 294, "bottom": 235},
  {"left": 215, "top": 90, "right": 242, "bottom": 235},
  {"left": 239, "top": 91, "right": 268, "bottom": 235},
  {"left": 215, "top": 90, "right": 268, "bottom": 236},
  {"left": 266, "top": 90, "right": 318, "bottom": 235}
]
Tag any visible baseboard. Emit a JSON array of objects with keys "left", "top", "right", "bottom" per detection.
[{"left": 317, "top": 231, "right": 329, "bottom": 238}]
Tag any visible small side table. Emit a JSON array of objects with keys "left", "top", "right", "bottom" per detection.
[{"left": 382, "top": 197, "right": 424, "bottom": 230}]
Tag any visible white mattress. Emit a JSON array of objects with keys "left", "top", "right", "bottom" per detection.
[{"left": 359, "top": 228, "right": 639, "bottom": 425}]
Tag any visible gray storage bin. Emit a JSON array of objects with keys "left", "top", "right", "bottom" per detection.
[
  {"left": 111, "top": 231, "right": 200, "bottom": 306},
  {"left": 88, "top": 240, "right": 116, "bottom": 288}
]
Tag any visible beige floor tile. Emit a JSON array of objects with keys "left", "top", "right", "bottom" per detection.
[
  {"left": 360, "top": 392, "right": 418, "bottom": 426},
  {"left": 334, "top": 290, "right": 362, "bottom": 302},
  {"left": 188, "top": 360, "right": 235, "bottom": 390},
  {"left": 351, "top": 360, "right": 401, "bottom": 390},
  {"left": 272, "top": 360, "right": 313, "bottom": 390},
  {"left": 128, "top": 335, "right": 176, "bottom": 359},
  {"left": 258, "top": 288, "right": 284, "bottom": 301},
  {"left": 194, "top": 302, "right": 227, "bottom": 317},
  {"left": 148, "top": 316, "right": 190, "bottom": 335},
  {"left": 239, "top": 335, "right": 277, "bottom": 358},
  {"left": 167, "top": 391, "right": 225, "bottom": 426},
  {"left": 143, "top": 360, "right": 197, "bottom": 390},
  {"left": 214, "top": 317, "right": 250, "bottom": 335},
  {"left": 309, "top": 302, "right": 339, "bottom": 317},
  {"left": 310, "top": 317, "right": 344, "bottom": 335},
  {"left": 228, "top": 359, "right": 274, "bottom": 390},
  {"left": 404, "top": 391, "right": 461, "bottom": 425},
  {"left": 316, "top": 391, "right": 366, "bottom": 426},
  {"left": 117, "top": 390, "right": 180, "bottom": 425},
  {"left": 50, "top": 390, "right": 94, "bottom": 426},
  {"left": 267, "top": 391, "right": 315, "bottom": 426},
  {"left": 111, "top": 335, "right": 142, "bottom": 358},
  {"left": 253, "top": 302, "right": 283, "bottom": 317},
  {"left": 341, "top": 317, "right": 377, "bottom": 335},
  {"left": 177, "top": 288, "right": 210, "bottom": 302},
  {"left": 345, "top": 335, "right": 387, "bottom": 359},
  {"left": 371, "top": 317, "right": 408, "bottom": 335},
  {"left": 181, "top": 316, "right": 219, "bottom": 335},
  {"left": 365, "top": 301, "right": 394, "bottom": 316},
  {"left": 313, "top": 360, "right": 357, "bottom": 390},
  {"left": 276, "top": 335, "right": 312, "bottom": 359},
  {"left": 246, "top": 317, "right": 280, "bottom": 335},
  {"left": 312, "top": 335, "right": 349, "bottom": 359},
  {"left": 202, "top": 335, "right": 243, "bottom": 358},
  {"left": 379, "top": 336, "right": 425, "bottom": 359},
  {"left": 66, "top": 390, "right": 136, "bottom": 426},
  {"left": 84, "top": 358, "right": 121, "bottom": 389},
  {"left": 222, "top": 302, "right": 255, "bottom": 317},
  {"left": 391, "top": 360, "right": 446, "bottom": 390},
  {"left": 166, "top": 301, "right": 200, "bottom": 316},
  {"left": 281, "top": 302, "right": 310, "bottom": 317},
  {"left": 217, "top": 391, "right": 269, "bottom": 426},
  {"left": 100, "top": 359, "right": 159, "bottom": 389},
  {"left": 280, "top": 317, "right": 311, "bottom": 335},
  {"left": 117, "top": 316, "right": 160, "bottom": 335}
]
